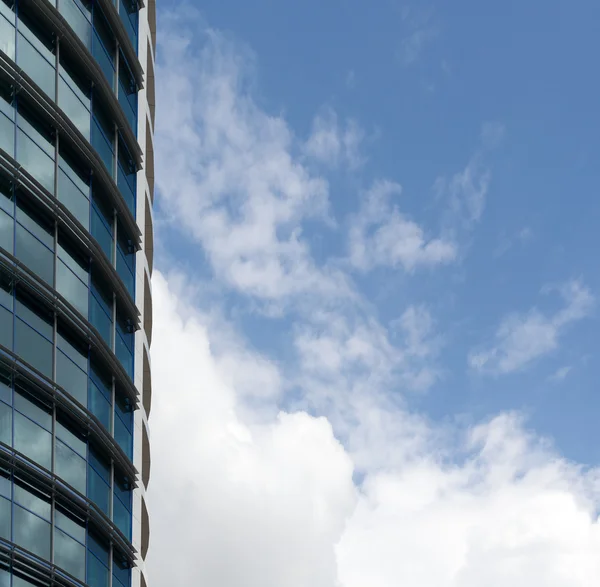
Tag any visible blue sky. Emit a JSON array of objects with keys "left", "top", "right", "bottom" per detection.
[{"left": 146, "top": 1, "right": 600, "bottom": 585}]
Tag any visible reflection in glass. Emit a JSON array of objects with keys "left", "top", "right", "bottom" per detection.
[
  {"left": 58, "top": 167, "right": 90, "bottom": 229},
  {"left": 16, "top": 129, "right": 54, "bottom": 192},
  {"left": 14, "top": 505, "right": 51, "bottom": 559},
  {"left": 59, "top": 75, "right": 91, "bottom": 140},
  {"left": 14, "top": 483, "right": 51, "bottom": 520},
  {"left": 89, "top": 379, "right": 111, "bottom": 430},
  {"left": 58, "top": 0, "right": 92, "bottom": 48},
  {"left": 87, "top": 552, "right": 109, "bottom": 587},
  {"left": 0, "top": 112, "right": 14, "bottom": 156},
  {"left": 56, "top": 439, "right": 87, "bottom": 494},
  {"left": 0, "top": 496, "right": 10, "bottom": 540},
  {"left": 56, "top": 507, "right": 86, "bottom": 543},
  {"left": 113, "top": 494, "right": 132, "bottom": 538},
  {"left": 0, "top": 402, "right": 11, "bottom": 446},
  {"left": 88, "top": 467, "right": 109, "bottom": 515},
  {"left": 55, "top": 527, "right": 86, "bottom": 580},
  {"left": 57, "top": 260, "right": 89, "bottom": 316},
  {"left": 17, "top": 34, "right": 55, "bottom": 99},
  {"left": 0, "top": 14, "right": 15, "bottom": 60},
  {"left": 15, "top": 318, "right": 53, "bottom": 377},
  {"left": 56, "top": 350, "right": 88, "bottom": 406},
  {"left": 15, "top": 225, "right": 54, "bottom": 285},
  {"left": 14, "top": 412, "right": 52, "bottom": 469},
  {"left": 0, "top": 209, "right": 13, "bottom": 254},
  {"left": 14, "top": 387, "right": 52, "bottom": 429}
]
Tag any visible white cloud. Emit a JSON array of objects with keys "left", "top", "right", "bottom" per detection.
[
  {"left": 549, "top": 366, "right": 572, "bottom": 382},
  {"left": 469, "top": 280, "right": 594, "bottom": 374},
  {"left": 148, "top": 274, "right": 600, "bottom": 587},
  {"left": 147, "top": 7, "right": 600, "bottom": 587},
  {"left": 349, "top": 180, "right": 457, "bottom": 272},
  {"left": 397, "top": 7, "right": 438, "bottom": 66},
  {"left": 304, "top": 108, "right": 365, "bottom": 169},
  {"left": 154, "top": 12, "right": 348, "bottom": 304}
]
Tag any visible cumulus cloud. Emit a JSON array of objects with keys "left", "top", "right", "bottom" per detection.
[
  {"left": 147, "top": 6, "right": 600, "bottom": 587},
  {"left": 469, "top": 280, "right": 594, "bottom": 374},
  {"left": 148, "top": 274, "right": 600, "bottom": 587},
  {"left": 348, "top": 180, "right": 457, "bottom": 272}
]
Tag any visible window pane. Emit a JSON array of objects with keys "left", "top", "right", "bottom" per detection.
[
  {"left": 17, "top": 34, "right": 55, "bottom": 99},
  {"left": 0, "top": 402, "right": 11, "bottom": 446},
  {"left": 0, "top": 14, "right": 15, "bottom": 60},
  {"left": 92, "top": 33, "right": 115, "bottom": 91},
  {"left": 58, "top": 168, "right": 90, "bottom": 230},
  {"left": 0, "top": 305, "right": 11, "bottom": 351},
  {"left": 15, "top": 225, "right": 54, "bottom": 285},
  {"left": 0, "top": 568, "right": 8, "bottom": 587},
  {"left": 0, "top": 112, "right": 14, "bottom": 157},
  {"left": 15, "top": 290, "right": 53, "bottom": 338},
  {"left": 113, "top": 557, "right": 131, "bottom": 587},
  {"left": 15, "top": 318, "right": 53, "bottom": 378},
  {"left": 14, "top": 412, "right": 52, "bottom": 469},
  {"left": 56, "top": 439, "right": 87, "bottom": 494},
  {"left": 57, "top": 260, "right": 89, "bottom": 316},
  {"left": 14, "top": 484, "right": 51, "bottom": 520},
  {"left": 88, "top": 468, "right": 109, "bottom": 515},
  {"left": 115, "top": 333, "right": 133, "bottom": 378},
  {"left": 14, "top": 387, "right": 51, "bottom": 430},
  {"left": 89, "top": 295, "right": 112, "bottom": 346},
  {"left": 117, "top": 252, "right": 135, "bottom": 298},
  {"left": 89, "top": 380, "right": 111, "bottom": 430},
  {"left": 91, "top": 119, "right": 114, "bottom": 176},
  {"left": 56, "top": 417, "right": 87, "bottom": 457},
  {"left": 59, "top": 75, "right": 90, "bottom": 140},
  {"left": 0, "top": 496, "right": 10, "bottom": 540},
  {"left": 58, "top": 0, "right": 92, "bottom": 48},
  {"left": 56, "top": 507, "right": 86, "bottom": 543},
  {"left": 87, "top": 553, "right": 109, "bottom": 587},
  {"left": 113, "top": 495, "right": 131, "bottom": 538},
  {"left": 114, "top": 415, "right": 132, "bottom": 458},
  {"left": 14, "top": 505, "right": 51, "bottom": 559},
  {"left": 117, "top": 161, "right": 135, "bottom": 215},
  {"left": 0, "top": 209, "right": 13, "bottom": 255},
  {"left": 16, "top": 198, "right": 54, "bottom": 248},
  {"left": 91, "top": 206, "right": 113, "bottom": 261},
  {"left": 16, "top": 129, "right": 54, "bottom": 192},
  {"left": 0, "top": 368, "right": 10, "bottom": 404},
  {"left": 56, "top": 351, "right": 87, "bottom": 406},
  {"left": 88, "top": 531, "right": 109, "bottom": 567},
  {"left": 55, "top": 527, "right": 86, "bottom": 580}
]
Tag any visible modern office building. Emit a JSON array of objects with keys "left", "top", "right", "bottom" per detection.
[{"left": 0, "top": 1, "right": 155, "bottom": 586}]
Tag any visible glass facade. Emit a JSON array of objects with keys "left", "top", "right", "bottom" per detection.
[{"left": 0, "top": 0, "right": 151, "bottom": 585}]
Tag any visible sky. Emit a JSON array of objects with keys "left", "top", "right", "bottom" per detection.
[{"left": 145, "top": 1, "right": 600, "bottom": 585}]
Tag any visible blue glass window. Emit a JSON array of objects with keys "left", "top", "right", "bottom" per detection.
[
  {"left": 89, "top": 362, "right": 112, "bottom": 430},
  {"left": 92, "top": 8, "right": 115, "bottom": 91},
  {"left": 88, "top": 447, "right": 110, "bottom": 515},
  {"left": 16, "top": 128, "right": 54, "bottom": 192},
  {"left": 15, "top": 318, "right": 52, "bottom": 377},
  {"left": 117, "top": 141, "right": 136, "bottom": 215},
  {"left": 90, "top": 274, "right": 113, "bottom": 347},
  {"left": 0, "top": 10, "right": 15, "bottom": 61},
  {"left": 16, "top": 31, "right": 55, "bottom": 100},
  {"left": 115, "top": 314, "right": 133, "bottom": 379},
  {"left": 14, "top": 504, "right": 51, "bottom": 558},
  {"left": 113, "top": 556, "right": 131, "bottom": 587},
  {"left": 0, "top": 401, "right": 11, "bottom": 446},
  {"left": 56, "top": 438, "right": 87, "bottom": 494},
  {"left": 119, "top": 0, "right": 138, "bottom": 51},
  {"left": 55, "top": 526, "right": 86, "bottom": 580},
  {"left": 118, "top": 55, "right": 137, "bottom": 134},
  {"left": 117, "top": 226, "right": 135, "bottom": 298},
  {"left": 0, "top": 208, "right": 12, "bottom": 256},
  {"left": 58, "top": 0, "right": 92, "bottom": 49},
  {"left": 0, "top": 496, "right": 10, "bottom": 540},
  {"left": 0, "top": 110, "right": 14, "bottom": 157},
  {"left": 56, "top": 506, "right": 86, "bottom": 544},
  {"left": 114, "top": 392, "right": 133, "bottom": 457}
]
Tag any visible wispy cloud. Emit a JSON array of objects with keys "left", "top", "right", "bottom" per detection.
[
  {"left": 348, "top": 180, "right": 457, "bottom": 272},
  {"left": 469, "top": 280, "right": 594, "bottom": 375},
  {"left": 397, "top": 6, "right": 439, "bottom": 66},
  {"left": 148, "top": 7, "right": 600, "bottom": 587},
  {"left": 549, "top": 365, "right": 572, "bottom": 382},
  {"left": 304, "top": 107, "right": 365, "bottom": 170}
]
